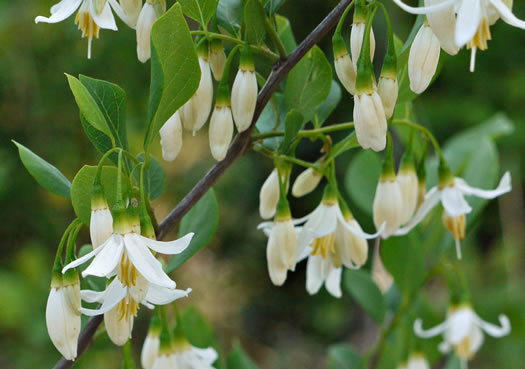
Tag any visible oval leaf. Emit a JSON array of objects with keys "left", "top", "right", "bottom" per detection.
[
  {"left": 136, "top": 153, "right": 166, "bottom": 200},
  {"left": 178, "top": 0, "right": 219, "bottom": 25},
  {"left": 344, "top": 150, "right": 381, "bottom": 215},
  {"left": 344, "top": 269, "right": 385, "bottom": 323}
]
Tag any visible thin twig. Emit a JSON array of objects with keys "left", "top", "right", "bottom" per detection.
[{"left": 53, "top": 1, "right": 353, "bottom": 368}]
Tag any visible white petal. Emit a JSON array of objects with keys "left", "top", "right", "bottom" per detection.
[
  {"left": 108, "top": 0, "right": 135, "bottom": 28},
  {"left": 46, "top": 288, "right": 80, "bottom": 360},
  {"left": 306, "top": 255, "right": 325, "bottom": 295},
  {"left": 391, "top": 0, "right": 455, "bottom": 14},
  {"left": 468, "top": 324, "right": 485, "bottom": 355},
  {"left": 124, "top": 236, "right": 176, "bottom": 288},
  {"left": 490, "top": 0, "right": 525, "bottom": 28},
  {"left": 473, "top": 313, "right": 511, "bottom": 337},
  {"left": 105, "top": 304, "right": 133, "bottom": 346},
  {"left": 145, "top": 285, "right": 191, "bottom": 305},
  {"left": 90, "top": 0, "right": 118, "bottom": 30},
  {"left": 266, "top": 228, "right": 289, "bottom": 286},
  {"left": 80, "top": 279, "right": 127, "bottom": 316},
  {"left": 138, "top": 233, "right": 194, "bottom": 255},
  {"left": 136, "top": 2, "right": 156, "bottom": 63},
  {"left": 425, "top": 0, "right": 459, "bottom": 55},
  {"left": 325, "top": 266, "right": 342, "bottom": 298},
  {"left": 445, "top": 308, "right": 475, "bottom": 344},
  {"left": 455, "top": 0, "right": 482, "bottom": 47},
  {"left": 413, "top": 318, "right": 448, "bottom": 338},
  {"left": 441, "top": 186, "right": 472, "bottom": 217},
  {"left": 455, "top": 172, "right": 512, "bottom": 199},
  {"left": 141, "top": 335, "right": 160, "bottom": 369},
  {"left": 62, "top": 235, "right": 115, "bottom": 273},
  {"left": 35, "top": 0, "right": 82, "bottom": 24},
  {"left": 336, "top": 210, "right": 381, "bottom": 239},
  {"left": 82, "top": 236, "right": 124, "bottom": 277},
  {"left": 395, "top": 187, "right": 442, "bottom": 236},
  {"left": 190, "top": 346, "right": 219, "bottom": 364},
  {"left": 80, "top": 289, "right": 105, "bottom": 303}
]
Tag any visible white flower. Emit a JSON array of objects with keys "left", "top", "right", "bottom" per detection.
[
  {"left": 371, "top": 243, "right": 393, "bottom": 293},
  {"left": 350, "top": 22, "right": 376, "bottom": 66},
  {"left": 353, "top": 91, "right": 388, "bottom": 152},
  {"left": 118, "top": 0, "right": 142, "bottom": 27},
  {"left": 159, "top": 111, "right": 183, "bottom": 162},
  {"left": 334, "top": 51, "right": 357, "bottom": 95},
  {"left": 181, "top": 56, "right": 213, "bottom": 135},
  {"left": 209, "top": 40, "right": 227, "bottom": 81},
  {"left": 373, "top": 177, "right": 403, "bottom": 238},
  {"left": 35, "top": 0, "right": 122, "bottom": 59},
  {"left": 136, "top": 1, "right": 164, "bottom": 63},
  {"left": 397, "top": 163, "right": 419, "bottom": 226},
  {"left": 396, "top": 172, "right": 511, "bottom": 259},
  {"left": 377, "top": 76, "right": 398, "bottom": 119},
  {"left": 407, "top": 353, "right": 430, "bottom": 369},
  {"left": 46, "top": 276, "right": 81, "bottom": 360},
  {"left": 231, "top": 68, "right": 258, "bottom": 132},
  {"left": 414, "top": 305, "right": 511, "bottom": 362},
  {"left": 259, "top": 169, "right": 280, "bottom": 220},
  {"left": 90, "top": 196, "right": 113, "bottom": 249},
  {"left": 408, "top": 24, "right": 441, "bottom": 94},
  {"left": 292, "top": 168, "right": 323, "bottom": 198},
  {"left": 171, "top": 344, "right": 218, "bottom": 369},
  {"left": 293, "top": 194, "right": 380, "bottom": 297},
  {"left": 208, "top": 105, "right": 234, "bottom": 161},
  {"left": 141, "top": 328, "right": 160, "bottom": 369},
  {"left": 392, "top": 0, "right": 525, "bottom": 71}
]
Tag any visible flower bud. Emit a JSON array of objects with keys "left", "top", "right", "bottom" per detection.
[
  {"left": 159, "top": 111, "right": 183, "bottom": 162},
  {"left": 259, "top": 169, "right": 280, "bottom": 219},
  {"left": 209, "top": 39, "right": 227, "bottom": 81},
  {"left": 182, "top": 47, "right": 213, "bottom": 135},
  {"left": 378, "top": 76, "right": 398, "bottom": 119},
  {"left": 136, "top": 1, "right": 164, "bottom": 63},
  {"left": 334, "top": 211, "right": 368, "bottom": 268},
  {"left": 350, "top": 4, "right": 376, "bottom": 66},
  {"left": 46, "top": 274, "right": 81, "bottom": 360},
  {"left": 408, "top": 24, "right": 440, "bottom": 94},
  {"left": 353, "top": 91, "right": 388, "bottom": 152},
  {"left": 208, "top": 105, "right": 234, "bottom": 161},
  {"left": 141, "top": 314, "right": 161, "bottom": 369},
  {"left": 231, "top": 48, "right": 257, "bottom": 132},
  {"left": 120, "top": 0, "right": 143, "bottom": 27},
  {"left": 425, "top": 0, "right": 459, "bottom": 55},
  {"left": 397, "top": 153, "right": 418, "bottom": 225},
  {"left": 372, "top": 244, "right": 393, "bottom": 293},
  {"left": 292, "top": 168, "right": 322, "bottom": 197},
  {"left": 90, "top": 182, "right": 113, "bottom": 249},
  {"left": 407, "top": 353, "right": 430, "bottom": 369},
  {"left": 333, "top": 35, "right": 357, "bottom": 95}
]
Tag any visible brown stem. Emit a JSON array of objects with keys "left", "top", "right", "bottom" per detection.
[{"left": 53, "top": 1, "right": 353, "bottom": 368}]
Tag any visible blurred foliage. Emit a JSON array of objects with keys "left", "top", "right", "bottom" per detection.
[{"left": 1, "top": 0, "right": 524, "bottom": 369}]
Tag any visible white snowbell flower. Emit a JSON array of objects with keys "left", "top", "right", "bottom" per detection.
[
  {"left": 408, "top": 24, "right": 441, "bottom": 94},
  {"left": 171, "top": 340, "right": 219, "bottom": 369},
  {"left": 258, "top": 199, "right": 298, "bottom": 286},
  {"left": 333, "top": 203, "right": 371, "bottom": 269},
  {"left": 90, "top": 184, "right": 113, "bottom": 249},
  {"left": 208, "top": 104, "right": 234, "bottom": 161},
  {"left": 141, "top": 321, "right": 161, "bottom": 369},
  {"left": 259, "top": 169, "right": 284, "bottom": 220},
  {"left": 351, "top": 23, "right": 376, "bottom": 66},
  {"left": 182, "top": 50, "right": 213, "bottom": 135},
  {"left": 396, "top": 171, "right": 511, "bottom": 259},
  {"left": 46, "top": 274, "right": 81, "bottom": 360},
  {"left": 414, "top": 305, "right": 511, "bottom": 363},
  {"left": 231, "top": 49, "right": 258, "bottom": 132},
  {"left": 378, "top": 76, "right": 398, "bottom": 119},
  {"left": 407, "top": 353, "right": 430, "bottom": 369},
  {"left": 292, "top": 168, "right": 323, "bottom": 198},
  {"left": 294, "top": 186, "right": 380, "bottom": 297},
  {"left": 209, "top": 39, "right": 227, "bottom": 81},
  {"left": 353, "top": 91, "right": 388, "bottom": 152},
  {"left": 35, "top": 0, "right": 122, "bottom": 59},
  {"left": 333, "top": 34, "right": 357, "bottom": 95},
  {"left": 371, "top": 243, "right": 393, "bottom": 293},
  {"left": 392, "top": 0, "right": 524, "bottom": 71},
  {"left": 136, "top": 0, "right": 165, "bottom": 63},
  {"left": 397, "top": 154, "right": 419, "bottom": 226},
  {"left": 159, "top": 110, "right": 183, "bottom": 162},
  {"left": 118, "top": 0, "right": 142, "bottom": 27},
  {"left": 373, "top": 177, "right": 403, "bottom": 239}
]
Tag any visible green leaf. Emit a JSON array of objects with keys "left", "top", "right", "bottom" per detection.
[
  {"left": 71, "top": 165, "right": 128, "bottom": 225},
  {"left": 136, "top": 153, "right": 166, "bottom": 200},
  {"left": 275, "top": 15, "right": 296, "bottom": 54},
  {"left": 182, "top": 306, "right": 217, "bottom": 348},
  {"left": 80, "top": 114, "right": 113, "bottom": 156},
  {"left": 227, "top": 343, "right": 259, "bottom": 369},
  {"left": 344, "top": 269, "right": 385, "bottom": 323},
  {"left": 344, "top": 150, "right": 381, "bottom": 216},
  {"left": 284, "top": 46, "right": 332, "bottom": 124},
  {"left": 178, "top": 0, "right": 219, "bottom": 25},
  {"left": 280, "top": 109, "right": 304, "bottom": 153},
  {"left": 144, "top": 3, "right": 200, "bottom": 150},
  {"left": 327, "top": 344, "right": 362, "bottom": 369},
  {"left": 264, "top": 0, "right": 286, "bottom": 16},
  {"left": 66, "top": 74, "right": 113, "bottom": 140},
  {"left": 217, "top": 0, "right": 243, "bottom": 36},
  {"left": 13, "top": 140, "right": 71, "bottom": 198},
  {"left": 166, "top": 189, "right": 219, "bottom": 272},
  {"left": 244, "top": 0, "right": 266, "bottom": 45},
  {"left": 316, "top": 80, "right": 342, "bottom": 125},
  {"left": 78, "top": 75, "right": 128, "bottom": 150}
]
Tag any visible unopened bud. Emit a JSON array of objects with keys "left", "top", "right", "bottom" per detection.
[
  {"left": 259, "top": 169, "right": 280, "bottom": 219},
  {"left": 209, "top": 39, "right": 227, "bottom": 81},
  {"left": 373, "top": 178, "right": 403, "bottom": 238},
  {"left": 353, "top": 91, "right": 388, "bottom": 152},
  {"left": 292, "top": 168, "right": 322, "bottom": 197},
  {"left": 333, "top": 35, "right": 357, "bottom": 95},
  {"left": 378, "top": 76, "right": 398, "bottom": 119},
  {"left": 208, "top": 105, "right": 234, "bottom": 161},
  {"left": 231, "top": 48, "right": 257, "bottom": 132},
  {"left": 397, "top": 154, "right": 418, "bottom": 225},
  {"left": 408, "top": 24, "right": 440, "bottom": 94},
  {"left": 372, "top": 244, "right": 393, "bottom": 293},
  {"left": 159, "top": 110, "right": 183, "bottom": 162},
  {"left": 350, "top": 23, "right": 376, "bottom": 66},
  {"left": 90, "top": 182, "right": 113, "bottom": 249},
  {"left": 136, "top": 2, "right": 162, "bottom": 63}
]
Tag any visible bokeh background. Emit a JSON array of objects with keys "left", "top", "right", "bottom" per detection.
[{"left": 1, "top": 0, "right": 524, "bottom": 368}]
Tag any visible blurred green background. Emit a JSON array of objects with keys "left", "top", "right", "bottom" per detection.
[{"left": 1, "top": 0, "right": 524, "bottom": 368}]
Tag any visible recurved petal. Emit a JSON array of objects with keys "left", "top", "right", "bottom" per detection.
[
  {"left": 90, "top": 0, "right": 118, "bottom": 30},
  {"left": 391, "top": 0, "right": 455, "bottom": 14},
  {"left": 145, "top": 285, "right": 191, "bottom": 305},
  {"left": 491, "top": 0, "right": 525, "bottom": 28},
  {"left": 190, "top": 346, "right": 219, "bottom": 365},
  {"left": 306, "top": 255, "right": 325, "bottom": 295},
  {"left": 62, "top": 235, "right": 116, "bottom": 274},
  {"left": 425, "top": 0, "right": 459, "bottom": 55},
  {"left": 413, "top": 318, "right": 448, "bottom": 338},
  {"left": 35, "top": 0, "right": 82, "bottom": 24},
  {"left": 395, "top": 187, "right": 441, "bottom": 236},
  {"left": 441, "top": 186, "right": 472, "bottom": 217},
  {"left": 79, "top": 279, "right": 127, "bottom": 316},
  {"left": 82, "top": 236, "right": 124, "bottom": 278},
  {"left": 473, "top": 313, "right": 511, "bottom": 337},
  {"left": 455, "top": 0, "right": 482, "bottom": 47},
  {"left": 137, "top": 232, "right": 194, "bottom": 255},
  {"left": 455, "top": 172, "right": 512, "bottom": 199},
  {"left": 325, "top": 265, "right": 343, "bottom": 298}
]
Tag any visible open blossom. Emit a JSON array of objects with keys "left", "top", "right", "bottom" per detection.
[
  {"left": 35, "top": 0, "right": 124, "bottom": 58},
  {"left": 392, "top": 0, "right": 525, "bottom": 71},
  {"left": 171, "top": 341, "right": 218, "bottom": 369},
  {"left": 396, "top": 171, "right": 511, "bottom": 259},
  {"left": 414, "top": 305, "right": 510, "bottom": 363}
]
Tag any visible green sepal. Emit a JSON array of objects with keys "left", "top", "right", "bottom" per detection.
[
  {"left": 379, "top": 4, "right": 397, "bottom": 80},
  {"left": 91, "top": 180, "right": 107, "bottom": 210},
  {"left": 63, "top": 267, "right": 79, "bottom": 286},
  {"left": 112, "top": 200, "right": 130, "bottom": 234},
  {"left": 210, "top": 38, "right": 223, "bottom": 53},
  {"left": 337, "top": 194, "right": 354, "bottom": 220},
  {"left": 275, "top": 197, "right": 291, "bottom": 221},
  {"left": 322, "top": 183, "right": 338, "bottom": 205},
  {"left": 332, "top": 34, "right": 349, "bottom": 60},
  {"left": 399, "top": 150, "right": 416, "bottom": 174},
  {"left": 140, "top": 203, "right": 156, "bottom": 239},
  {"left": 353, "top": 0, "right": 367, "bottom": 24},
  {"left": 50, "top": 269, "right": 64, "bottom": 289},
  {"left": 158, "top": 325, "right": 173, "bottom": 355},
  {"left": 239, "top": 45, "right": 255, "bottom": 72},
  {"left": 416, "top": 144, "right": 427, "bottom": 184},
  {"left": 380, "top": 134, "right": 396, "bottom": 180},
  {"left": 197, "top": 39, "right": 209, "bottom": 60},
  {"left": 215, "top": 83, "right": 230, "bottom": 107},
  {"left": 149, "top": 310, "right": 163, "bottom": 336},
  {"left": 438, "top": 157, "right": 454, "bottom": 187}
]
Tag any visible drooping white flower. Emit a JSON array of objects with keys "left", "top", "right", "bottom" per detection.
[
  {"left": 171, "top": 340, "right": 219, "bottom": 369},
  {"left": 209, "top": 39, "right": 227, "bottom": 81},
  {"left": 414, "top": 305, "right": 511, "bottom": 363},
  {"left": 35, "top": 0, "right": 122, "bottom": 58},
  {"left": 208, "top": 105, "right": 234, "bottom": 161},
  {"left": 231, "top": 49, "right": 258, "bottom": 132},
  {"left": 118, "top": 0, "right": 142, "bottom": 27},
  {"left": 378, "top": 75, "right": 398, "bottom": 119},
  {"left": 333, "top": 36, "right": 357, "bottom": 95},
  {"left": 350, "top": 23, "right": 376, "bottom": 66},
  {"left": 141, "top": 318, "right": 161, "bottom": 369},
  {"left": 136, "top": 0, "right": 165, "bottom": 63},
  {"left": 46, "top": 274, "right": 81, "bottom": 360},
  {"left": 397, "top": 154, "right": 419, "bottom": 226},
  {"left": 373, "top": 177, "right": 403, "bottom": 238},
  {"left": 408, "top": 24, "right": 441, "bottom": 94},
  {"left": 353, "top": 91, "right": 388, "bottom": 152},
  {"left": 396, "top": 171, "right": 511, "bottom": 259},
  {"left": 392, "top": 0, "right": 525, "bottom": 71},
  {"left": 159, "top": 110, "right": 183, "bottom": 162},
  {"left": 259, "top": 169, "right": 282, "bottom": 220},
  {"left": 292, "top": 168, "right": 323, "bottom": 198},
  {"left": 371, "top": 242, "right": 393, "bottom": 293},
  {"left": 90, "top": 185, "right": 113, "bottom": 249},
  {"left": 407, "top": 352, "right": 430, "bottom": 369}
]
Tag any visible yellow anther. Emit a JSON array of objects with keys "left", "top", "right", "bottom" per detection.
[
  {"left": 311, "top": 233, "right": 336, "bottom": 259},
  {"left": 467, "top": 18, "right": 492, "bottom": 51},
  {"left": 75, "top": 9, "right": 100, "bottom": 40}
]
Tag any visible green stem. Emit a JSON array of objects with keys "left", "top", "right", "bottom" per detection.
[
  {"left": 53, "top": 219, "right": 81, "bottom": 271},
  {"left": 334, "top": 0, "right": 355, "bottom": 35},
  {"left": 252, "top": 122, "right": 354, "bottom": 140},
  {"left": 190, "top": 31, "right": 279, "bottom": 61},
  {"left": 65, "top": 223, "right": 84, "bottom": 264},
  {"left": 263, "top": 15, "right": 287, "bottom": 59},
  {"left": 392, "top": 119, "right": 443, "bottom": 158},
  {"left": 122, "top": 341, "right": 136, "bottom": 369},
  {"left": 95, "top": 148, "right": 140, "bottom": 183}
]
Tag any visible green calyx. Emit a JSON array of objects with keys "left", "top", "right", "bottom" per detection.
[
  {"left": 149, "top": 0, "right": 166, "bottom": 17},
  {"left": 197, "top": 39, "right": 209, "bottom": 60},
  {"left": 332, "top": 34, "right": 349, "bottom": 60},
  {"left": 158, "top": 327, "right": 173, "bottom": 354},
  {"left": 149, "top": 311, "right": 162, "bottom": 336},
  {"left": 381, "top": 134, "right": 396, "bottom": 180},
  {"left": 210, "top": 38, "right": 223, "bottom": 53},
  {"left": 140, "top": 204, "right": 156, "bottom": 239},
  {"left": 355, "top": 3, "right": 377, "bottom": 94},
  {"left": 63, "top": 267, "right": 79, "bottom": 286},
  {"left": 50, "top": 270, "right": 64, "bottom": 289},
  {"left": 91, "top": 181, "right": 108, "bottom": 210},
  {"left": 322, "top": 183, "right": 338, "bottom": 205},
  {"left": 215, "top": 83, "right": 230, "bottom": 107},
  {"left": 379, "top": 1, "right": 397, "bottom": 80},
  {"left": 239, "top": 46, "right": 255, "bottom": 72},
  {"left": 337, "top": 194, "right": 354, "bottom": 220},
  {"left": 438, "top": 157, "right": 454, "bottom": 187},
  {"left": 112, "top": 201, "right": 130, "bottom": 234},
  {"left": 399, "top": 150, "right": 416, "bottom": 174},
  {"left": 353, "top": 0, "right": 367, "bottom": 24},
  {"left": 275, "top": 197, "right": 291, "bottom": 221}
]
